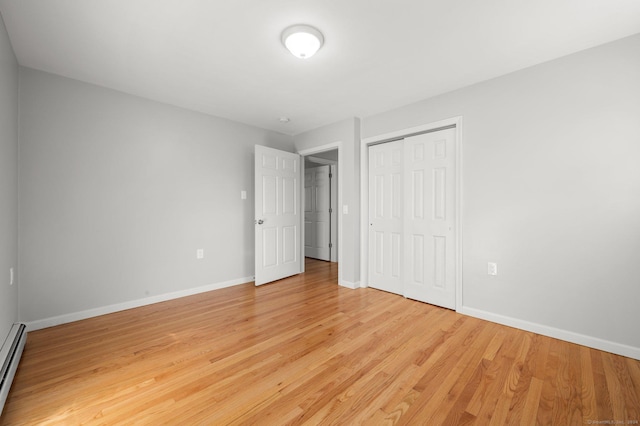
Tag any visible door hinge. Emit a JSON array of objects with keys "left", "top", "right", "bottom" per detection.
[
  {"left": 329, "top": 173, "right": 333, "bottom": 178},
  {"left": 329, "top": 243, "right": 333, "bottom": 248},
  {"left": 329, "top": 208, "right": 332, "bottom": 213}
]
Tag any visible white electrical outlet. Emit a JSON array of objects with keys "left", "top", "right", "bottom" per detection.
[
  {"left": 241, "top": 190, "right": 247, "bottom": 200},
  {"left": 196, "top": 249, "right": 204, "bottom": 260},
  {"left": 9, "top": 267, "right": 14, "bottom": 285},
  {"left": 488, "top": 262, "right": 498, "bottom": 276}
]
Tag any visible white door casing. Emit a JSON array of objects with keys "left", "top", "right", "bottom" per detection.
[
  {"left": 329, "top": 165, "right": 338, "bottom": 262},
  {"left": 368, "top": 140, "right": 404, "bottom": 295},
  {"left": 255, "top": 145, "right": 302, "bottom": 286},
  {"left": 361, "top": 118, "right": 462, "bottom": 310},
  {"left": 304, "top": 165, "right": 331, "bottom": 261},
  {"left": 297, "top": 142, "right": 344, "bottom": 286},
  {"left": 403, "top": 129, "right": 456, "bottom": 309}
]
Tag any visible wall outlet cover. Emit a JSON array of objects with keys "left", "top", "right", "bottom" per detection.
[{"left": 488, "top": 262, "right": 498, "bottom": 276}]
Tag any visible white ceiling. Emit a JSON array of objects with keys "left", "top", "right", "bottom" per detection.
[{"left": 1, "top": 1, "right": 639, "bottom": 135}]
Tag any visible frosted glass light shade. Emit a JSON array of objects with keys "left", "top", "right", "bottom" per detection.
[{"left": 281, "top": 25, "right": 324, "bottom": 59}]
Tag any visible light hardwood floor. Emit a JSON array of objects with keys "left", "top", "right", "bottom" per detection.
[{"left": 2, "top": 259, "right": 639, "bottom": 425}]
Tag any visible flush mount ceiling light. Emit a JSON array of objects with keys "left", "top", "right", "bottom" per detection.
[{"left": 281, "top": 25, "right": 324, "bottom": 59}]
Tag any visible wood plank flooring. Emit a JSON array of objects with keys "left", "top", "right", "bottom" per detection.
[{"left": 2, "top": 259, "right": 639, "bottom": 425}]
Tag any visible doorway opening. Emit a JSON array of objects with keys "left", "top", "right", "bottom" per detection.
[
  {"left": 298, "top": 143, "right": 342, "bottom": 286},
  {"left": 304, "top": 151, "right": 338, "bottom": 263}
]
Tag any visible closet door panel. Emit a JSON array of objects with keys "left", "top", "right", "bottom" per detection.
[
  {"left": 368, "top": 140, "right": 404, "bottom": 295},
  {"left": 404, "top": 129, "right": 456, "bottom": 309}
]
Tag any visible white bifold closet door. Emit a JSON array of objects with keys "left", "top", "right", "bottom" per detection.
[
  {"left": 368, "top": 140, "right": 404, "bottom": 295},
  {"left": 368, "top": 128, "right": 456, "bottom": 309}
]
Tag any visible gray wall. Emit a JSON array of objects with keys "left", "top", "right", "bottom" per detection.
[
  {"left": 19, "top": 68, "right": 293, "bottom": 324},
  {"left": 362, "top": 34, "right": 640, "bottom": 350},
  {"left": 0, "top": 13, "right": 19, "bottom": 341},
  {"left": 294, "top": 119, "right": 360, "bottom": 286},
  {"left": 10, "top": 24, "right": 640, "bottom": 355}
]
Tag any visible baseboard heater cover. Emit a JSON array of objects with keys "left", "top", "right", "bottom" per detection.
[{"left": 0, "top": 323, "right": 27, "bottom": 416}]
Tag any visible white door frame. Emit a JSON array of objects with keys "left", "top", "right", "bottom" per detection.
[
  {"left": 298, "top": 142, "right": 343, "bottom": 286},
  {"left": 306, "top": 156, "right": 338, "bottom": 262},
  {"left": 360, "top": 117, "right": 463, "bottom": 311},
  {"left": 303, "top": 164, "right": 332, "bottom": 261}
]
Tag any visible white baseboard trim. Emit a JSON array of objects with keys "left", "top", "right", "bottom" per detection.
[
  {"left": 460, "top": 306, "right": 640, "bottom": 361},
  {"left": 25, "top": 276, "right": 254, "bottom": 332},
  {"left": 339, "top": 280, "right": 360, "bottom": 289}
]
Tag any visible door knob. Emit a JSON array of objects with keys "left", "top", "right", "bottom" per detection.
[{"left": 256, "top": 219, "right": 264, "bottom": 225}]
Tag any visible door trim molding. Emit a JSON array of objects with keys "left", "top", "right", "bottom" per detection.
[
  {"left": 298, "top": 142, "right": 344, "bottom": 287},
  {"left": 360, "top": 116, "right": 463, "bottom": 311},
  {"left": 306, "top": 155, "right": 337, "bottom": 166}
]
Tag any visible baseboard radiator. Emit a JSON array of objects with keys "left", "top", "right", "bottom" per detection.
[{"left": 0, "top": 323, "right": 27, "bottom": 416}]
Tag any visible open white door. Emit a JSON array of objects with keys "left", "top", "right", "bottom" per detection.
[{"left": 255, "top": 145, "right": 302, "bottom": 286}]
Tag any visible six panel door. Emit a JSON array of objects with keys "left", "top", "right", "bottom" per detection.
[
  {"left": 254, "top": 145, "right": 301, "bottom": 286},
  {"left": 368, "top": 140, "right": 404, "bottom": 296},
  {"left": 403, "top": 129, "right": 456, "bottom": 309}
]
